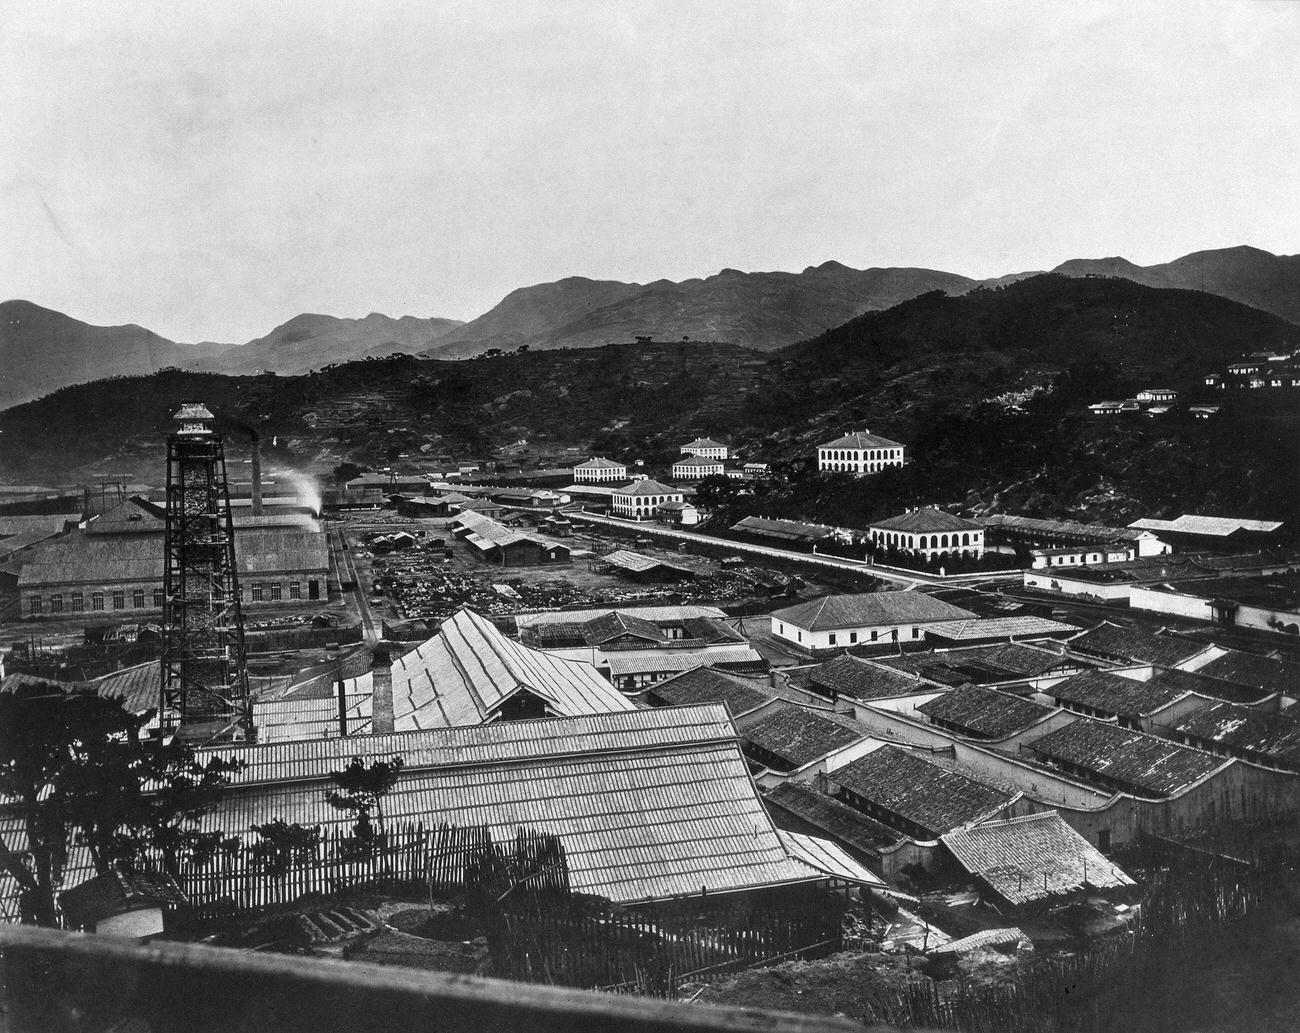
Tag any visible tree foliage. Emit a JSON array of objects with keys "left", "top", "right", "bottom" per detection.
[{"left": 326, "top": 755, "right": 405, "bottom": 850}]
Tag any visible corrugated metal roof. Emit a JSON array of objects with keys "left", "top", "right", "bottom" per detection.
[
  {"left": 777, "top": 830, "right": 885, "bottom": 887},
  {"left": 255, "top": 692, "right": 373, "bottom": 743},
  {"left": 603, "top": 646, "right": 764, "bottom": 677},
  {"left": 600, "top": 550, "right": 694, "bottom": 576},
  {"left": 1130, "top": 515, "right": 1284, "bottom": 537},
  {"left": 515, "top": 605, "right": 725, "bottom": 628},
  {"left": 941, "top": 812, "right": 1134, "bottom": 906},
  {"left": 343, "top": 607, "right": 635, "bottom": 730}
]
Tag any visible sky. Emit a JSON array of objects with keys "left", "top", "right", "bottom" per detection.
[{"left": 1, "top": 0, "right": 1297, "bottom": 343}]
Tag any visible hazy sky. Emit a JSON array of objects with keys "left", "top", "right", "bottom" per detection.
[{"left": 2, "top": 0, "right": 1296, "bottom": 342}]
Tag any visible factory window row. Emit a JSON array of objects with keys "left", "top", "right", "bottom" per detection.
[{"left": 26, "top": 579, "right": 318, "bottom": 616}]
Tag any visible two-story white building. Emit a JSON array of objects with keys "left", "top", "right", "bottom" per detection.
[
  {"left": 573, "top": 457, "right": 628, "bottom": 483},
  {"left": 817, "top": 431, "right": 905, "bottom": 475},
  {"left": 680, "top": 438, "right": 729, "bottom": 460},
  {"left": 769, "top": 592, "right": 977, "bottom": 651},
  {"left": 610, "top": 478, "right": 684, "bottom": 520},
  {"left": 671, "top": 457, "right": 725, "bottom": 480},
  {"left": 868, "top": 508, "right": 986, "bottom": 560}
]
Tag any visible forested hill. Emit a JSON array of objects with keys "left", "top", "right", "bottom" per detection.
[{"left": 2, "top": 275, "right": 1296, "bottom": 524}]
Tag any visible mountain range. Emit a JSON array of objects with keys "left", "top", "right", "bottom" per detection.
[{"left": 3, "top": 244, "right": 1297, "bottom": 409}]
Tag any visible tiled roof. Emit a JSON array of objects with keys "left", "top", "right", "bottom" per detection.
[
  {"left": 771, "top": 592, "right": 977, "bottom": 631},
  {"left": 647, "top": 666, "right": 775, "bottom": 718},
  {"left": 0, "top": 527, "right": 64, "bottom": 561},
  {"left": 514, "top": 604, "right": 725, "bottom": 629},
  {"left": 1027, "top": 719, "right": 1227, "bottom": 796},
  {"left": 59, "top": 869, "right": 187, "bottom": 927},
  {"left": 742, "top": 707, "right": 870, "bottom": 770},
  {"left": 807, "top": 655, "right": 927, "bottom": 700},
  {"left": 870, "top": 643, "right": 1078, "bottom": 686},
  {"left": 777, "top": 829, "right": 886, "bottom": 887},
  {"left": 763, "top": 780, "right": 904, "bottom": 855},
  {"left": 1145, "top": 668, "right": 1275, "bottom": 706},
  {"left": 1191, "top": 650, "right": 1300, "bottom": 696},
  {"left": 682, "top": 438, "right": 727, "bottom": 449},
  {"left": 452, "top": 510, "right": 559, "bottom": 553},
  {"left": 941, "top": 813, "right": 1134, "bottom": 906},
  {"left": 1168, "top": 700, "right": 1300, "bottom": 765},
  {"left": 254, "top": 692, "right": 374, "bottom": 742},
  {"left": 616, "top": 479, "right": 680, "bottom": 496},
  {"left": 580, "top": 610, "right": 667, "bottom": 645},
  {"left": 574, "top": 457, "right": 626, "bottom": 469},
  {"left": 820, "top": 431, "right": 903, "bottom": 450},
  {"left": 925, "top": 616, "right": 1079, "bottom": 642},
  {"left": 981, "top": 514, "right": 1150, "bottom": 543},
  {"left": 344, "top": 607, "right": 636, "bottom": 729},
  {"left": 193, "top": 704, "right": 820, "bottom": 904},
  {"left": 1049, "top": 670, "right": 1190, "bottom": 718},
  {"left": 0, "top": 513, "right": 80, "bottom": 537},
  {"left": 916, "top": 685, "right": 1056, "bottom": 739},
  {"left": 870, "top": 508, "right": 983, "bottom": 534},
  {"left": 830, "top": 746, "right": 1018, "bottom": 838},
  {"left": 1067, "top": 622, "right": 1205, "bottom": 667}
]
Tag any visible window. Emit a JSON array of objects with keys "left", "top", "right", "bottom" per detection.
[
  {"left": 50, "top": 594, "right": 63, "bottom": 614},
  {"left": 912, "top": 627, "right": 921, "bottom": 639},
  {"left": 289, "top": 581, "right": 301, "bottom": 600},
  {"left": 251, "top": 584, "right": 264, "bottom": 601},
  {"left": 29, "top": 596, "right": 42, "bottom": 615},
  {"left": 112, "top": 591, "right": 125, "bottom": 610},
  {"left": 850, "top": 632, "right": 858, "bottom": 644},
  {"left": 871, "top": 630, "right": 878, "bottom": 642},
  {"left": 828, "top": 633, "right": 837, "bottom": 646},
  {"left": 132, "top": 589, "right": 145, "bottom": 609},
  {"left": 92, "top": 592, "right": 104, "bottom": 611},
  {"left": 269, "top": 583, "right": 282, "bottom": 601},
  {"left": 153, "top": 588, "right": 165, "bottom": 608},
  {"left": 71, "top": 592, "right": 83, "bottom": 612}
]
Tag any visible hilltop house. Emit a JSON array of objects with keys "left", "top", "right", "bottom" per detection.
[
  {"left": 769, "top": 592, "right": 977, "bottom": 651},
  {"left": 609, "top": 479, "right": 683, "bottom": 521},
  {"left": 572, "top": 457, "right": 627, "bottom": 483},
  {"left": 868, "top": 508, "right": 985, "bottom": 560},
  {"left": 680, "top": 437, "right": 728, "bottom": 459},
  {"left": 817, "top": 431, "right": 905, "bottom": 475}
]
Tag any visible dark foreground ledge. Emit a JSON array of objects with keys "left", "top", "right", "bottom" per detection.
[{"left": 0, "top": 924, "right": 864, "bottom": 1033}]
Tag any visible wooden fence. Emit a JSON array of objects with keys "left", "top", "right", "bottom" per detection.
[{"left": 171, "top": 822, "right": 567, "bottom": 918}]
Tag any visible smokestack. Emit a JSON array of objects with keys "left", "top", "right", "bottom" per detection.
[
  {"left": 250, "top": 438, "right": 263, "bottom": 516},
  {"left": 371, "top": 648, "right": 394, "bottom": 734}
]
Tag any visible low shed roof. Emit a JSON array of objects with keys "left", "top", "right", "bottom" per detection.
[
  {"left": 917, "top": 685, "right": 1056, "bottom": 739},
  {"left": 941, "top": 813, "right": 1134, "bottom": 907},
  {"left": 742, "top": 707, "right": 870, "bottom": 770}
]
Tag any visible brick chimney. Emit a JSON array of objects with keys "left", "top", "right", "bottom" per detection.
[{"left": 371, "top": 648, "right": 394, "bottom": 734}]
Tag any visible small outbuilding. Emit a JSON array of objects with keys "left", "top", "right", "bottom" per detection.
[{"left": 59, "top": 869, "right": 188, "bottom": 937}]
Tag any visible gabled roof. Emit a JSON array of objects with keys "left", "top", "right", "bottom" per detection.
[
  {"left": 616, "top": 478, "right": 680, "bottom": 496},
  {"left": 1027, "top": 719, "right": 1227, "bottom": 797},
  {"left": 741, "top": 707, "right": 870, "bottom": 770},
  {"left": 574, "top": 457, "right": 627, "bottom": 469},
  {"left": 599, "top": 550, "right": 695, "bottom": 577},
  {"left": 1067, "top": 622, "right": 1205, "bottom": 667},
  {"left": 647, "top": 666, "right": 774, "bottom": 718},
  {"left": 941, "top": 813, "right": 1134, "bottom": 907},
  {"left": 1190, "top": 650, "right": 1300, "bottom": 696},
  {"left": 673, "top": 456, "right": 725, "bottom": 467},
  {"left": 820, "top": 431, "right": 903, "bottom": 450},
  {"left": 763, "top": 780, "right": 904, "bottom": 856},
  {"left": 917, "top": 685, "right": 1056, "bottom": 739},
  {"left": 981, "top": 514, "right": 1153, "bottom": 543},
  {"left": 682, "top": 438, "right": 727, "bottom": 449},
  {"left": 60, "top": 869, "right": 187, "bottom": 927},
  {"left": 581, "top": 610, "right": 667, "bottom": 645},
  {"left": 1049, "top": 670, "right": 1189, "bottom": 718},
  {"left": 777, "top": 829, "right": 886, "bottom": 888},
  {"left": 771, "top": 592, "right": 977, "bottom": 631},
  {"left": 1145, "top": 668, "right": 1275, "bottom": 706},
  {"left": 870, "top": 643, "right": 1077, "bottom": 686},
  {"left": 830, "top": 745, "right": 1019, "bottom": 838},
  {"left": 807, "top": 655, "right": 927, "bottom": 700},
  {"left": 870, "top": 508, "right": 983, "bottom": 534},
  {"left": 603, "top": 647, "right": 766, "bottom": 677},
  {"left": 189, "top": 704, "right": 821, "bottom": 905},
  {"left": 1168, "top": 700, "right": 1300, "bottom": 766},
  {"left": 345, "top": 607, "right": 636, "bottom": 729},
  {"left": 730, "top": 516, "right": 840, "bottom": 542},
  {"left": 452, "top": 509, "right": 560, "bottom": 553},
  {"left": 1129, "top": 515, "right": 1284, "bottom": 537},
  {"left": 924, "top": 616, "right": 1079, "bottom": 642}
]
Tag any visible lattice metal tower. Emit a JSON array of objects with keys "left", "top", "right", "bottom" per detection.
[{"left": 159, "top": 403, "right": 252, "bottom": 742}]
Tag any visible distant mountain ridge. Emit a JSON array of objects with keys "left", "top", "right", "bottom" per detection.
[
  {"left": 4, "top": 243, "right": 1298, "bottom": 409},
  {"left": 422, "top": 261, "right": 977, "bottom": 357}
]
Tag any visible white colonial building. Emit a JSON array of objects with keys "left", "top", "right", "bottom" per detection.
[
  {"left": 610, "top": 479, "right": 684, "bottom": 520},
  {"left": 817, "top": 431, "right": 905, "bottom": 475},
  {"left": 680, "top": 438, "right": 729, "bottom": 460},
  {"left": 769, "top": 592, "right": 977, "bottom": 651},
  {"left": 868, "top": 508, "right": 986, "bottom": 560},
  {"left": 671, "top": 457, "right": 725, "bottom": 480},
  {"left": 573, "top": 457, "right": 628, "bottom": 483}
]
